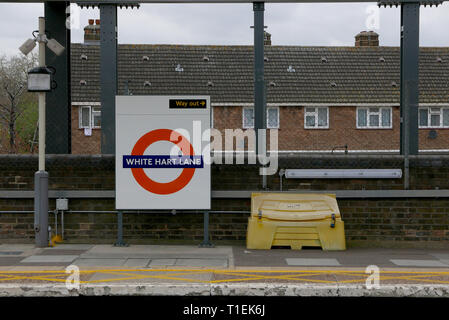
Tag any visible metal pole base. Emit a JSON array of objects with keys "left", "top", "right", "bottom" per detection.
[
  {"left": 199, "top": 211, "right": 214, "bottom": 248},
  {"left": 199, "top": 242, "right": 215, "bottom": 248},
  {"left": 114, "top": 241, "right": 129, "bottom": 247},
  {"left": 114, "top": 211, "right": 128, "bottom": 247},
  {"left": 34, "top": 171, "right": 49, "bottom": 248}
]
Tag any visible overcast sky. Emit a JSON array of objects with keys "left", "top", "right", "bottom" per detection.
[{"left": 0, "top": 2, "right": 448, "bottom": 56}]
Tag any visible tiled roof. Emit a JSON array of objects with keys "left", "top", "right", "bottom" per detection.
[{"left": 71, "top": 43, "right": 449, "bottom": 104}]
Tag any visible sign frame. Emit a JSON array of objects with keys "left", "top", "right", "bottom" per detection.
[{"left": 115, "top": 95, "right": 211, "bottom": 210}]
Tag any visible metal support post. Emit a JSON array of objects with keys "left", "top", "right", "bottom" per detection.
[
  {"left": 114, "top": 211, "right": 128, "bottom": 247},
  {"left": 61, "top": 210, "right": 65, "bottom": 240},
  {"left": 54, "top": 210, "right": 58, "bottom": 236},
  {"left": 199, "top": 211, "right": 214, "bottom": 248},
  {"left": 44, "top": 1, "right": 71, "bottom": 153},
  {"left": 34, "top": 17, "right": 49, "bottom": 248},
  {"left": 253, "top": 2, "right": 267, "bottom": 189},
  {"left": 400, "top": 2, "right": 420, "bottom": 189},
  {"left": 34, "top": 171, "right": 48, "bottom": 247},
  {"left": 100, "top": 4, "right": 118, "bottom": 154}
]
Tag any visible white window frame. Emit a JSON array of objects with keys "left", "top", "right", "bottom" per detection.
[
  {"left": 267, "top": 106, "right": 279, "bottom": 129},
  {"left": 304, "top": 107, "right": 329, "bottom": 129},
  {"left": 242, "top": 107, "right": 254, "bottom": 129},
  {"left": 91, "top": 106, "right": 101, "bottom": 129},
  {"left": 210, "top": 106, "right": 214, "bottom": 128},
  {"left": 79, "top": 106, "right": 91, "bottom": 129},
  {"left": 242, "top": 106, "right": 280, "bottom": 129},
  {"left": 418, "top": 107, "right": 449, "bottom": 128},
  {"left": 79, "top": 105, "right": 101, "bottom": 129},
  {"left": 356, "top": 107, "right": 392, "bottom": 129}
]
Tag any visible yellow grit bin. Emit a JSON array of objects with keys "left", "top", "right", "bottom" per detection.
[{"left": 246, "top": 193, "right": 346, "bottom": 250}]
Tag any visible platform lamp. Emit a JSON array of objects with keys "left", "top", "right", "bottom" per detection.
[{"left": 19, "top": 17, "right": 65, "bottom": 247}]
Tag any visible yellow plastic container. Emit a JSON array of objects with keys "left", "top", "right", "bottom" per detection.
[{"left": 246, "top": 193, "right": 346, "bottom": 250}]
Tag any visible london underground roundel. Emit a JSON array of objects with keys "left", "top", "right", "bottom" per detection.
[{"left": 128, "top": 129, "right": 197, "bottom": 195}]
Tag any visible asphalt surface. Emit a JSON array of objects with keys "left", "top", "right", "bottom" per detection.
[{"left": 1, "top": 244, "right": 449, "bottom": 270}]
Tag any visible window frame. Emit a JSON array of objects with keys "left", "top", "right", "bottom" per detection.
[
  {"left": 91, "top": 106, "right": 101, "bottom": 129},
  {"left": 418, "top": 107, "right": 449, "bottom": 129},
  {"left": 79, "top": 106, "right": 91, "bottom": 129},
  {"left": 79, "top": 105, "right": 101, "bottom": 129},
  {"left": 242, "top": 106, "right": 280, "bottom": 129},
  {"left": 356, "top": 107, "right": 392, "bottom": 129},
  {"left": 304, "top": 106, "right": 329, "bottom": 129},
  {"left": 267, "top": 106, "right": 279, "bottom": 129},
  {"left": 242, "top": 106, "right": 255, "bottom": 129},
  {"left": 210, "top": 106, "right": 214, "bottom": 128}
]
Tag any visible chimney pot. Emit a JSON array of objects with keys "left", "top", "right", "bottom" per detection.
[
  {"left": 355, "top": 30, "right": 379, "bottom": 47},
  {"left": 264, "top": 31, "right": 272, "bottom": 46},
  {"left": 84, "top": 18, "right": 101, "bottom": 44}
]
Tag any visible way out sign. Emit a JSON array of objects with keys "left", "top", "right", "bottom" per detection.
[{"left": 115, "top": 96, "right": 211, "bottom": 210}]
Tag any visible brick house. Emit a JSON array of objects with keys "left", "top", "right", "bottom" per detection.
[{"left": 70, "top": 21, "right": 449, "bottom": 154}]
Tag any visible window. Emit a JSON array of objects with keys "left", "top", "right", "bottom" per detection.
[
  {"left": 267, "top": 107, "right": 279, "bottom": 129},
  {"left": 357, "top": 107, "right": 392, "bottom": 129},
  {"left": 210, "top": 106, "right": 214, "bottom": 128},
  {"left": 79, "top": 106, "right": 101, "bottom": 129},
  {"left": 242, "top": 107, "right": 279, "bottom": 129},
  {"left": 304, "top": 107, "right": 328, "bottom": 129},
  {"left": 242, "top": 107, "right": 254, "bottom": 129},
  {"left": 419, "top": 107, "right": 449, "bottom": 128},
  {"left": 92, "top": 107, "right": 101, "bottom": 128},
  {"left": 79, "top": 106, "right": 91, "bottom": 128}
]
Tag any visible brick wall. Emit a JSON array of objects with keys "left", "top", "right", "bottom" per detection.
[
  {"left": 71, "top": 107, "right": 101, "bottom": 154},
  {"left": 71, "top": 105, "right": 449, "bottom": 154},
  {"left": 1, "top": 198, "right": 447, "bottom": 247},
  {"left": 3, "top": 154, "right": 449, "bottom": 191},
  {"left": 1, "top": 155, "right": 448, "bottom": 246}
]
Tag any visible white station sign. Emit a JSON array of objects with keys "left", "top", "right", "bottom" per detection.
[{"left": 115, "top": 96, "right": 211, "bottom": 210}]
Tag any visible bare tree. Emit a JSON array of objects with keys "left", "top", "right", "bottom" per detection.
[{"left": 0, "top": 53, "right": 37, "bottom": 153}]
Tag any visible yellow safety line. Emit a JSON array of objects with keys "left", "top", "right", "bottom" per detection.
[
  {"left": 0, "top": 273, "right": 69, "bottom": 283},
  {"left": 1, "top": 268, "right": 448, "bottom": 274},
  {"left": 335, "top": 274, "right": 449, "bottom": 284},
  {"left": 211, "top": 271, "right": 331, "bottom": 283},
  {"left": 0, "top": 276, "right": 68, "bottom": 283},
  {"left": 210, "top": 271, "right": 338, "bottom": 284},
  {"left": 214, "top": 270, "right": 325, "bottom": 277},
  {"left": 404, "top": 278, "right": 449, "bottom": 284},
  {"left": 211, "top": 277, "right": 336, "bottom": 284},
  {"left": 85, "top": 270, "right": 212, "bottom": 284},
  {"left": 1, "top": 268, "right": 449, "bottom": 285}
]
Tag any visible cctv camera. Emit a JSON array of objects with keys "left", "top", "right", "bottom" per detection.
[
  {"left": 19, "top": 38, "right": 36, "bottom": 56},
  {"left": 46, "top": 38, "right": 65, "bottom": 56}
]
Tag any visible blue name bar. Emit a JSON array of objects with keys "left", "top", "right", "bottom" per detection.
[{"left": 123, "top": 155, "right": 204, "bottom": 168}]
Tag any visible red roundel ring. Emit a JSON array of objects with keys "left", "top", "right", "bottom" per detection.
[{"left": 130, "top": 129, "right": 195, "bottom": 195}]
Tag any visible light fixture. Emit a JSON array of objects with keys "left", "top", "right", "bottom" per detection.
[
  {"left": 19, "top": 31, "right": 65, "bottom": 57},
  {"left": 19, "top": 38, "right": 36, "bottom": 56},
  {"left": 27, "top": 67, "right": 55, "bottom": 92},
  {"left": 284, "top": 169, "right": 402, "bottom": 179}
]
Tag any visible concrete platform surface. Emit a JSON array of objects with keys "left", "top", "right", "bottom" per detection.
[{"left": 0, "top": 244, "right": 448, "bottom": 297}]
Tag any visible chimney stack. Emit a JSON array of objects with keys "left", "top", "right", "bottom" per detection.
[
  {"left": 355, "top": 31, "right": 379, "bottom": 47},
  {"left": 264, "top": 31, "right": 272, "bottom": 46},
  {"left": 84, "top": 19, "right": 100, "bottom": 44}
]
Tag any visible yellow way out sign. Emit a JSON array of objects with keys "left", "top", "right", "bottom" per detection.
[{"left": 169, "top": 99, "right": 207, "bottom": 109}]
